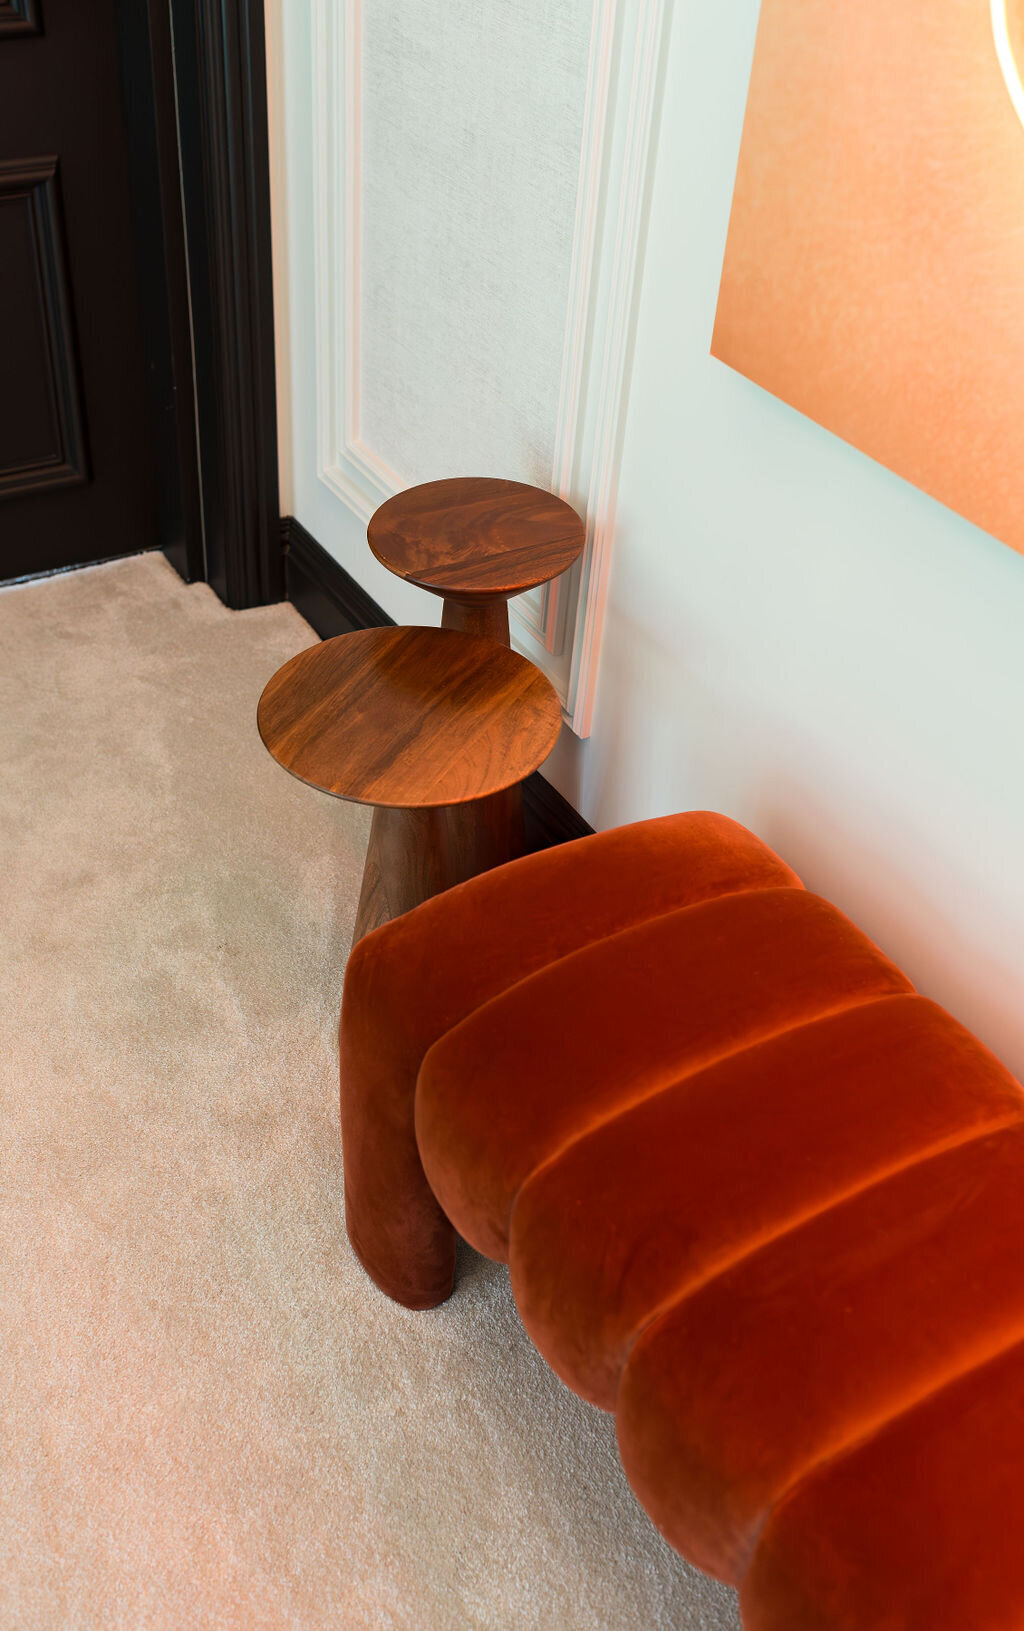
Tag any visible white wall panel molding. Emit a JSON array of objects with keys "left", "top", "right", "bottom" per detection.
[
  {"left": 313, "top": 0, "right": 668, "bottom": 735},
  {"left": 553, "top": 0, "right": 668, "bottom": 733},
  {"left": 313, "top": 0, "right": 400, "bottom": 522}
]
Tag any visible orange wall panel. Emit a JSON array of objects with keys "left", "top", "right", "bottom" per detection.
[{"left": 713, "top": 0, "right": 1024, "bottom": 555}]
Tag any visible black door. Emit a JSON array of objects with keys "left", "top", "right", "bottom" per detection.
[{"left": 0, "top": 0, "right": 157, "bottom": 579}]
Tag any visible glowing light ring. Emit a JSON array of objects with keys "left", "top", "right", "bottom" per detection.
[{"left": 993, "top": 0, "right": 1024, "bottom": 127}]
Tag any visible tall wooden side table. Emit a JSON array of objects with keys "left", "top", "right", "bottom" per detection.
[
  {"left": 367, "top": 477, "right": 586, "bottom": 646},
  {"left": 257, "top": 626, "right": 562, "bottom": 945}
]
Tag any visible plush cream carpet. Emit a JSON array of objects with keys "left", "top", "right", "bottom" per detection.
[{"left": 0, "top": 552, "right": 742, "bottom": 1631}]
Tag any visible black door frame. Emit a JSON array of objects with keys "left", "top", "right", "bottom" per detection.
[
  {"left": 114, "top": 0, "right": 204, "bottom": 588},
  {"left": 169, "top": 0, "right": 281, "bottom": 607},
  {"left": 116, "top": 0, "right": 281, "bottom": 608}
]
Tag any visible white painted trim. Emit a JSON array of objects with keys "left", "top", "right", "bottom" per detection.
[
  {"left": 313, "top": 0, "right": 669, "bottom": 735},
  {"left": 550, "top": 0, "right": 617, "bottom": 504},
  {"left": 565, "top": 0, "right": 668, "bottom": 735},
  {"left": 314, "top": 0, "right": 397, "bottom": 520},
  {"left": 527, "top": 0, "right": 617, "bottom": 662},
  {"left": 992, "top": 0, "right": 1024, "bottom": 129},
  {"left": 508, "top": 583, "right": 551, "bottom": 646},
  {"left": 343, "top": 0, "right": 361, "bottom": 450}
]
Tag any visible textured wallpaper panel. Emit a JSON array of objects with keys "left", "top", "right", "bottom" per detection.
[{"left": 358, "top": 0, "right": 593, "bottom": 488}]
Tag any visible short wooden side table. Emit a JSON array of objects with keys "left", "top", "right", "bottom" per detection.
[
  {"left": 366, "top": 477, "right": 586, "bottom": 646},
  {"left": 256, "top": 626, "right": 562, "bottom": 945}
]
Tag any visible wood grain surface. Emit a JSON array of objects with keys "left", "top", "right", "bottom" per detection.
[
  {"left": 350, "top": 791, "right": 526, "bottom": 944},
  {"left": 351, "top": 805, "right": 454, "bottom": 943},
  {"left": 257, "top": 626, "right": 562, "bottom": 808},
  {"left": 440, "top": 596, "right": 510, "bottom": 644},
  {"left": 367, "top": 477, "right": 585, "bottom": 600}
]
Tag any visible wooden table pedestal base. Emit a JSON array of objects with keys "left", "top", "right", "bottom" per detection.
[
  {"left": 352, "top": 790, "right": 526, "bottom": 946},
  {"left": 440, "top": 596, "right": 510, "bottom": 645}
]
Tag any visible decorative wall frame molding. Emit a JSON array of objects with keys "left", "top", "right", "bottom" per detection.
[
  {"left": 0, "top": 0, "right": 42, "bottom": 38},
  {"left": 313, "top": 0, "right": 668, "bottom": 734},
  {"left": 0, "top": 156, "right": 88, "bottom": 500}
]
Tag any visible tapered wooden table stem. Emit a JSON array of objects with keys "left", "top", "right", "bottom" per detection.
[
  {"left": 368, "top": 480, "right": 580, "bottom": 891},
  {"left": 440, "top": 596, "right": 510, "bottom": 645},
  {"left": 353, "top": 792, "right": 527, "bottom": 947},
  {"left": 446, "top": 784, "right": 525, "bottom": 888},
  {"left": 353, "top": 806, "right": 455, "bottom": 945}
]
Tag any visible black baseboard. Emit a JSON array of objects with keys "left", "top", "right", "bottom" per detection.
[
  {"left": 280, "top": 516, "right": 594, "bottom": 852},
  {"left": 283, "top": 516, "right": 392, "bottom": 634}
]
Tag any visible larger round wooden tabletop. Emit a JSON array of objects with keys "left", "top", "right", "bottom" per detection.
[
  {"left": 367, "top": 478, "right": 586, "bottom": 601},
  {"left": 257, "top": 626, "right": 562, "bottom": 809}
]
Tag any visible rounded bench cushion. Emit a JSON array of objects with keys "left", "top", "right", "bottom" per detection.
[
  {"left": 415, "top": 886, "right": 913, "bottom": 1263},
  {"left": 339, "top": 810, "right": 801, "bottom": 1306},
  {"left": 507, "top": 995, "right": 1023, "bottom": 1410},
  {"left": 617, "top": 1120, "right": 1024, "bottom": 1582},
  {"left": 741, "top": 1337, "right": 1024, "bottom": 1630},
  {"left": 411, "top": 871, "right": 1024, "bottom": 1606},
  {"left": 344, "top": 806, "right": 1024, "bottom": 1625}
]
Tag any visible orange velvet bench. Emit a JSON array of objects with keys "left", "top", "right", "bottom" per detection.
[{"left": 339, "top": 811, "right": 1024, "bottom": 1630}]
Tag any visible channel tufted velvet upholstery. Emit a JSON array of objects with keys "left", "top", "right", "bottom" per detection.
[
  {"left": 339, "top": 811, "right": 1024, "bottom": 1628},
  {"left": 339, "top": 811, "right": 800, "bottom": 1308}
]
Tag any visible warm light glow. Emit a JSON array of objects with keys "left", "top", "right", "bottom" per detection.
[{"left": 992, "top": 0, "right": 1024, "bottom": 127}]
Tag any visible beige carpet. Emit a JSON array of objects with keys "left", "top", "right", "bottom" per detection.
[{"left": 0, "top": 552, "right": 741, "bottom": 1631}]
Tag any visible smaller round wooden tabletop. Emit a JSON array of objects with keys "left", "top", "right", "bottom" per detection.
[
  {"left": 257, "top": 626, "right": 562, "bottom": 809},
  {"left": 367, "top": 478, "right": 586, "bottom": 601}
]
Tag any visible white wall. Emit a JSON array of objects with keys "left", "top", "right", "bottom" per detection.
[
  {"left": 574, "top": 0, "right": 1024, "bottom": 1078},
  {"left": 268, "top": 0, "right": 1024, "bottom": 1080}
]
